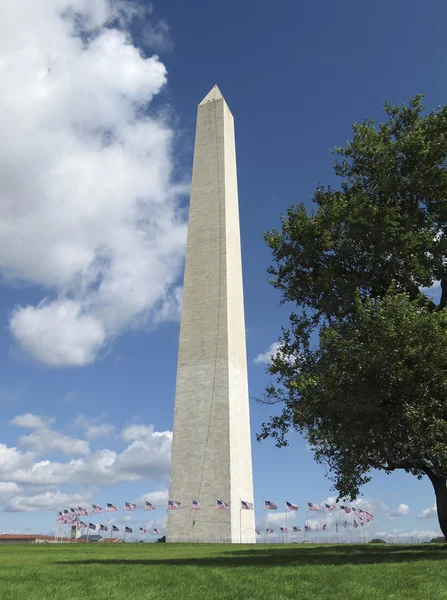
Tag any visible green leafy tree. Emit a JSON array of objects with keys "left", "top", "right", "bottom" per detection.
[{"left": 259, "top": 95, "right": 447, "bottom": 539}]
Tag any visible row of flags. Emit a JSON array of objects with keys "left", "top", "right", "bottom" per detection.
[
  {"left": 168, "top": 500, "right": 254, "bottom": 510},
  {"left": 57, "top": 501, "right": 157, "bottom": 520},
  {"left": 260, "top": 520, "right": 362, "bottom": 534},
  {"left": 57, "top": 520, "right": 161, "bottom": 535},
  {"left": 264, "top": 501, "right": 374, "bottom": 521}
]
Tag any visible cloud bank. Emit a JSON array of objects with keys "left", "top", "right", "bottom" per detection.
[{"left": 0, "top": 0, "right": 187, "bottom": 367}]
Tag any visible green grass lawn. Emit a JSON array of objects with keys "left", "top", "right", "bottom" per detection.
[{"left": 0, "top": 543, "right": 446, "bottom": 600}]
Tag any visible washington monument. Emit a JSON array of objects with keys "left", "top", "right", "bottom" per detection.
[{"left": 166, "top": 86, "right": 256, "bottom": 543}]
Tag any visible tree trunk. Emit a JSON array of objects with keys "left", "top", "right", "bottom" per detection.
[{"left": 432, "top": 476, "right": 447, "bottom": 541}]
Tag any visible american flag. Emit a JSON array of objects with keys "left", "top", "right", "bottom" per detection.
[
  {"left": 286, "top": 501, "right": 299, "bottom": 511},
  {"left": 307, "top": 502, "right": 320, "bottom": 511},
  {"left": 191, "top": 500, "right": 203, "bottom": 510},
  {"left": 343, "top": 520, "right": 348, "bottom": 528},
  {"left": 154, "top": 528, "right": 161, "bottom": 535},
  {"left": 57, "top": 512, "right": 63, "bottom": 522},
  {"left": 79, "top": 521, "right": 88, "bottom": 528},
  {"left": 216, "top": 500, "right": 230, "bottom": 510},
  {"left": 91, "top": 504, "right": 102, "bottom": 514},
  {"left": 322, "top": 524, "right": 327, "bottom": 531},
  {"left": 125, "top": 526, "right": 133, "bottom": 533},
  {"left": 315, "top": 524, "right": 319, "bottom": 531},
  {"left": 139, "top": 528, "right": 147, "bottom": 534},
  {"left": 351, "top": 508, "right": 360, "bottom": 516},
  {"left": 145, "top": 501, "right": 156, "bottom": 511},
  {"left": 112, "top": 525, "right": 120, "bottom": 532},
  {"left": 304, "top": 525, "right": 311, "bottom": 532},
  {"left": 353, "top": 520, "right": 359, "bottom": 529},
  {"left": 293, "top": 526, "right": 301, "bottom": 532},
  {"left": 325, "top": 503, "right": 336, "bottom": 512},
  {"left": 70, "top": 507, "right": 79, "bottom": 515},
  {"left": 365, "top": 511, "right": 374, "bottom": 521},
  {"left": 241, "top": 501, "right": 254, "bottom": 510},
  {"left": 264, "top": 501, "right": 277, "bottom": 510},
  {"left": 255, "top": 529, "right": 261, "bottom": 535},
  {"left": 78, "top": 507, "right": 88, "bottom": 516},
  {"left": 106, "top": 503, "right": 118, "bottom": 512},
  {"left": 99, "top": 524, "right": 107, "bottom": 531},
  {"left": 266, "top": 528, "right": 274, "bottom": 534},
  {"left": 336, "top": 523, "right": 339, "bottom": 532},
  {"left": 63, "top": 509, "right": 69, "bottom": 515},
  {"left": 280, "top": 527, "right": 287, "bottom": 533},
  {"left": 125, "top": 502, "right": 136, "bottom": 511},
  {"left": 340, "top": 505, "right": 351, "bottom": 514},
  {"left": 168, "top": 500, "right": 181, "bottom": 510},
  {"left": 88, "top": 523, "right": 96, "bottom": 530}
]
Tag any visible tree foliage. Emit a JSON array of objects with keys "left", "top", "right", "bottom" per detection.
[{"left": 260, "top": 95, "right": 447, "bottom": 535}]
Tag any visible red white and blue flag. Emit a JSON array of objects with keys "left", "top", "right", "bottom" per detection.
[
  {"left": 112, "top": 525, "right": 120, "bottom": 532},
  {"left": 304, "top": 525, "right": 311, "bottom": 532},
  {"left": 241, "top": 501, "right": 254, "bottom": 510},
  {"left": 353, "top": 520, "right": 359, "bottom": 528},
  {"left": 106, "top": 503, "right": 118, "bottom": 512},
  {"left": 125, "top": 503, "right": 136, "bottom": 511},
  {"left": 168, "top": 501, "right": 181, "bottom": 510},
  {"left": 145, "top": 501, "right": 156, "bottom": 511},
  {"left": 191, "top": 500, "right": 203, "bottom": 510},
  {"left": 125, "top": 526, "right": 133, "bottom": 533},
  {"left": 307, "top": 502, "right": 320, "bottom": 511},
  {"left": 255, "top": 529, "right": 261, "bottom": 535},
  {"left": 325, "top": 504, "right": 336, "bottom": 512},
  {"left": 216, "top": 500, "right": 230, "bottom": 510},
  {"left": 99, "top": 524, "right": 108, "bottom": 531},
  {"left": 70, "top": 507, "right": 79, "bottom": 515},
  {"left": 264, "top": 501, "right": 277, "bottom": 510},
  {"left": 88, "top": 523, "right": 96, "bottom": 530},
  {"left": 79, "top": 521, "right": 88, "bottom": 528},
  {"left": 293, "top": 526, "right": 301, "bottom": 532},
  {"left": 78, "top": 507, "right": 88, "bottom": 516},
  {"left": 153, "top": 528, "right": 161, "bottom": 535},
  {"left": 139, "top": 528, "right": 147, "bottom": 534},
  {"left": 280, "top": 527, "right": 287, "bottom": 534},
  {"left": 322, "top": 524, "right": 327, "bottom": 531},
  {"left": 91, "top": 504, "right": 102, "bottom": 514},
  {"left": 343, "top": 520, "right": 348, "bottom": 528},
  {"left": 340, "top": 506, "right": 351, "bottom": 514},
  {"left": 266, "top": 528, "right": 274, "bottom": 534},
  {"left": 286, "top": 501, "right": 299, "bottom": 511}
]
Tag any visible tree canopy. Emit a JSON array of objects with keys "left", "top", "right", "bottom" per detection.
[{"left": 260, "top": 95, "right": 447, "bottom": 537}]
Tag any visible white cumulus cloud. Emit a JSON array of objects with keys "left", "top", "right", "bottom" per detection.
[
  {"left": 388, "top": 503, "right": 410, "bottom": 520},
  {"left": 5, "top": 490, "right": 92, "bottom": 513},
  {"left": 0, "top": 0, "right": 187, "bottom": 367},
  {"left": 253, "top": 342, "right": 283, "bottom": 365},
  {"left": 10, "top": 413, "right": 54, "bottom": 429},
  {"left": 418, "top": 503, "right": 437, "bottom": 519}
]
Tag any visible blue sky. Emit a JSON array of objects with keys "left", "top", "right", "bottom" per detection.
[{"left": 0, "top": 0, "right": 445, "bottom": 542}]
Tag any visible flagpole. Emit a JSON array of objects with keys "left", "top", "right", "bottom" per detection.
[
  {"left": 103, "top": 505, "right": 107, "bottom": 542},
  {"left": 263, "top": 499, "right": 266, "bottom": 545},
  {"left": 239, "top": 498, "right": 242, "bottom": 544},
  {"left": 121, "top": 504, "right": 125, "bottom": 542},
  {"left": 350, "top": 507, "right": 354, "bottom": 544},
  {"left": 325, "top": 510, "right": 328, "bottom": 544},
  {"left": 215, "top": 501, "right": 218, "bottom": 544},
  {"left": 306, "top": 506, "right": 308, "bottom": 542},
  {"left": 285, "top": 503, "right": 288, "bottom": 544},
  {"left": 53, "top": 512, "right": 58, "bottom": 543}
]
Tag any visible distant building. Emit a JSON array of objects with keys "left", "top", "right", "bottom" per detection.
[{"left": 0, "top": 534, "right": 56, "bottom": 544}]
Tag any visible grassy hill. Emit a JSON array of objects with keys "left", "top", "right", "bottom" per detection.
[{"left": 0, "top": 543, "right": 446, "bottom": 600}]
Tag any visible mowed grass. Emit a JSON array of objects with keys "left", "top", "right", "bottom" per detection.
[{"left": 0, "top": 543, "right": 446, "bottom": 600}]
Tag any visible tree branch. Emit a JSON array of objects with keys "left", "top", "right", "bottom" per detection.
[{"left": 439, "top": 279, "right": 447, "bottom": 311}]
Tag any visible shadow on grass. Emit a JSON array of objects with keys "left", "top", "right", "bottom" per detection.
[{"left": 57, "top": 545, "right": 447, "bottom": 568}]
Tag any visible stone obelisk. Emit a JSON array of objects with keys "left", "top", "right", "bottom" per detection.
[{"left": 166, "top": 86, "right": 255, "bottom": 543}]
